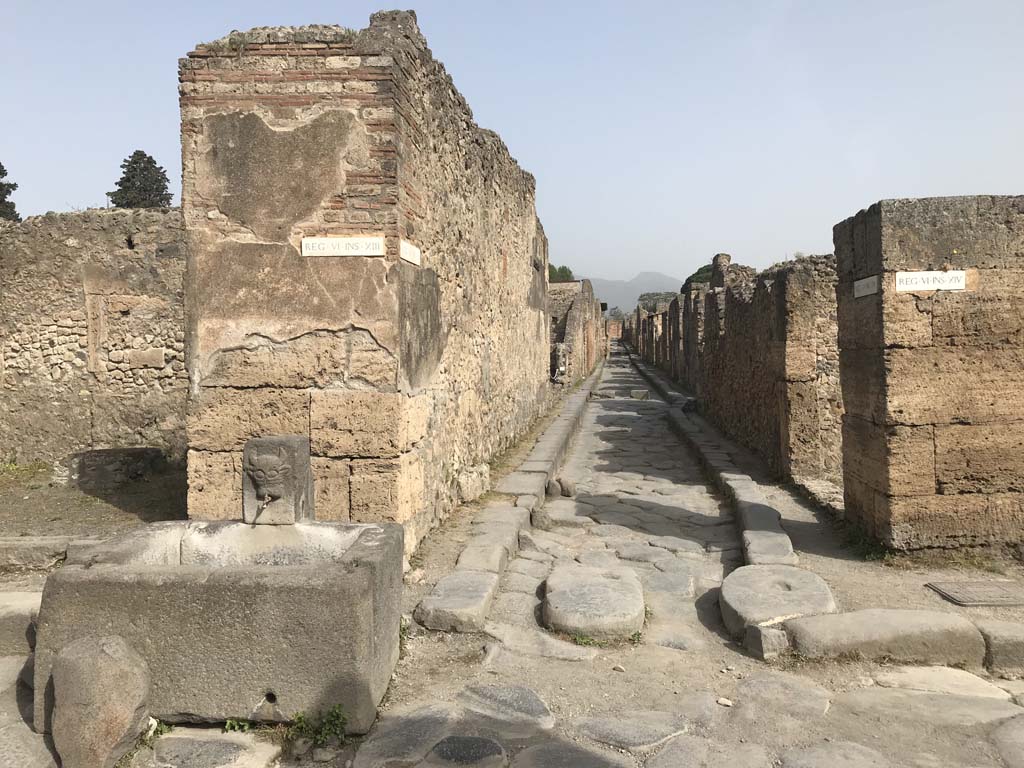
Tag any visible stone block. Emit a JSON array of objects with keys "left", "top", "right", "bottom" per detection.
[
  {"left": 52, "top": 636, "right": 149, "bottom": 768},
  {"left": 350, "top": 453, "right": 423, "bottom": 526},
  {"left": 186, "top": 450, "right": 242, "bottom": 520},
  {"left": 311, "top": 457, "right": 351, "bottom": 521},
  {"left": 310, "top": 391, "right": 430, "bottom": 458},
  {"left": 187, "top": 387, "right": 310, "bottom": 451},
  {"left": 542, "top": 565, "right": 645, "bottom": 641},
  {"left": 456, "top": 544, "right": 508, "bottom": 574},
  {"left": 0, "top": 592, "right": 41, "bottom": 654},
  {"left": 495, "top": 471, "right": 547, "bottom": 498},
  {"left": 472, "top": 505, "right": 531, "bottom": 529},
  {"left": 34, "top": 523, "right": 403, "bottom": 735},
  {"left": 0, "top": 537, "right": 70, "bottom": 569},
  {"left": 885, "top": 347, "right": 1024, "bottom": 427},
  {"left": 935, "top": 423, "right": 1024, "bottom": 494},
  {"left": 743, "top": 529, "right": 799, "bottom": 566},
  {"left": 744, "top": 624, "right": 791, "bottom": 661},
  {"left": 886, "top": 492, "right": 1024, "bottom": 549},
  {"left": 414, "top": 571, "right": 500, "bottom": 632},
  {"left": 786, "top": 608, "right": 986, "bottom": 667},
  {"left": 720, "top": 565, "right": 835, "bottom": 639},
  {"left": 975, "top": 619, "right": 1024, "bottom": 675},
  {"left": 241, "top": 435, "right": 314, "bottom": 524},
  {"left": 128, "top": 347, "right": 166, "bottom": 369}
]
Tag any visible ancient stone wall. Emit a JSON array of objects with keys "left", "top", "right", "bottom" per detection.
[
  {"left": 0, "top": 209, "right": 186, "bottom": 468},
  {"left": 835, "top": 196, "right": 1024, "bottom": 548},
  {"left": 548, "top": 280, "right": 606, "bottom": 385},
  {"left": 180, "top": 12, "right": 562, "bottom": 554}
]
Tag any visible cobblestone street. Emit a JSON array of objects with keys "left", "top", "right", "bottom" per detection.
[{"left": 351, "top": 348, "right": 1024, "bottom": 768}]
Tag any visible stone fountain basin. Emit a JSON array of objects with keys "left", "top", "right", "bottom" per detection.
[{"left": 34, "top": 521, "right": 403, "bottom": 735}]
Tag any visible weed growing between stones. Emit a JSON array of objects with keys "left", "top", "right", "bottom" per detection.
[{"left": 113, "top": 719, "right": 173, "bottom": 768}]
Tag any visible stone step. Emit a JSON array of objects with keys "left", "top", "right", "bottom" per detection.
[
  {"left": 785, "top": 608, "right": 986, "bottom": 667},
  {"left": 0, "top": 592, "right": 42, "bottom": 655}
]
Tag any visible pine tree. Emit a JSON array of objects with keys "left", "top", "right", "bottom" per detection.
[
  {"left": 108, "top": 150, "right": 172, "bottom": 208},
  {"left": 0, "top": 162, "right": 20, "bottom": 222}
]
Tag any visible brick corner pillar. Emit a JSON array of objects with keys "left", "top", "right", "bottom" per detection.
[
  {"left": 178, "top": 12, "right": 437, "bottom": 545},
  {"left": 834, "top": 196, "right": 1024, "bottom": 549}
]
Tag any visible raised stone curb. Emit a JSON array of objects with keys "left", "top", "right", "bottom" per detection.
[
  {"left": 975, "top": 619, "right": 1024, "bottom": 676},
  {"left": 626, "top": 354, "right": 799, "bottom": 568},
  {"left": 416, "top": 364, "right": 604, "bottom": 633},
  {"left": 785, "top": 608, "right": 987, "bottom": 668}
]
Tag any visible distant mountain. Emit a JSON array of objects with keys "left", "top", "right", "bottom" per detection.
[{"left": 582, "top": 271, "right": 683, "bottom": 313}]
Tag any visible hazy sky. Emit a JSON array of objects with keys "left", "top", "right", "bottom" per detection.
[{"left": 3, "top": 1, "right": 1022, "bottom": 280}]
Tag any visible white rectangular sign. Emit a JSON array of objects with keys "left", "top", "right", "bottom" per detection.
[
  {"left": 854, "top": 275, "right": 880, "bottom": 298},
  {"left": 399, "top": 239, "right": 422, "bottom": 266},
  {"left": 895, "top": 270, "right": 966, "bottom": 292},
  {"left": 301, "top": 235, "right": 386, "bottom": 257}
]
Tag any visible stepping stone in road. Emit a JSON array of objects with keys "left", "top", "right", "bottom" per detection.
[
  {"left": 542, "top": 565, "right": 645, "bottom": 642},
  {"left": 719, "top": 565, "right": 836, "bottom": 639},
  {"left": 647, "top": 735, "right": 773, "bottom": 768},
  {"left": 780, "top": 741, "right": 891, "bottom": 768}
]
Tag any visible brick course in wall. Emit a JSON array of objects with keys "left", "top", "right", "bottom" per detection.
[
  {"left": 0, "top": 208, "right": 186, "bottom": 467},
  {"left": 835, "top": 195, "right": 1024, "bottom": 548}
]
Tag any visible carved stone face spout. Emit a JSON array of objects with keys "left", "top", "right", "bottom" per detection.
[
  {"left": 244, "top": 447, "right": 291, "bottom": 508},
  {"left": 241, "top": 436, "right": 315, "bottom": 525}
]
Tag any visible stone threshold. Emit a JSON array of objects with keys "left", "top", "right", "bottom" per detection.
[{"left": 414, "top": 363, "right": 605, "bottom": 633}]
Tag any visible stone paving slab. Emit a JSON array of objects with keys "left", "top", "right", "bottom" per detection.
[
  {"left": 483, "top": 622, "right": 598, "bottom": 661},
  {"left": 831, "top": 687, "right": 1022, "bottom": 727},
  {"left": 780, "top": 741, "right": 891, "bottom": 768},
  {"left": 976, "top": 618, "right": 1024, "bottom": 676},
  {"left": 0, "top": 592, "right": 40, "bottom": 655},
  {"left": 647, "top": 735, "right": 773, "bottom": 768},
  {"left": 573, "top": 710, "right": 688, "bottom": 752},
  {"left": 785, "top": 608, "right": 986, "bottom": 667},
  {"left": 874, "top": 665, "right": 1011, "bottom": 699},
  {"left": 415, "top": 571, "right": 500, "bottom": 632}
]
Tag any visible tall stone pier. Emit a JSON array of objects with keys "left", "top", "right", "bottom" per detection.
[
  {"left": 835, "top": 196, "right": 1024, "bottom": 548},
  {"left": 179, "top": 11, "right": 550, "bottom": 554}
]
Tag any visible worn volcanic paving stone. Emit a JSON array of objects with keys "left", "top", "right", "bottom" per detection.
[
  {"left": 483, "top": 623, "right": 598, "bottom": 661},
  {"left": 874, "top": 665, "right": 1011, "bottom": 699},
  {"left": 831, "top": 688, "right": 1022, "bottom": 727},
  {"left": 647, "top": 735, "right": 773, "bottom": 768},
  {"left": 512, "top": 742, "right": 633, "bottom": 768},
  {"left": 735, "top": 671, "right": 832, "bottom": 721},
  {"left": 351, "top": 703, "right": 460, "bottom": 768},
  {"left": 458, "top": 684, "right": 555, "bottom": 734},
  {"left": 573, "top": 711, "right": 689, "bottom": 752},
  {"left": 781, "top": 741, "right": 892, "bottom": 768},
  {"left": 542, "top": 565, "right": 645, "bottom": 641},
  {"left": 421, "top": 735, "right": 507, "bottom": 767},
  {"left": 719, "top": 565, "right": 836, "bottom": 638},
  {"left": 992, "top": 715, "right": 1024, "bottom": 768},
  {"left": 415, "top": 571, "right": 500, "bottom": 632}
]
